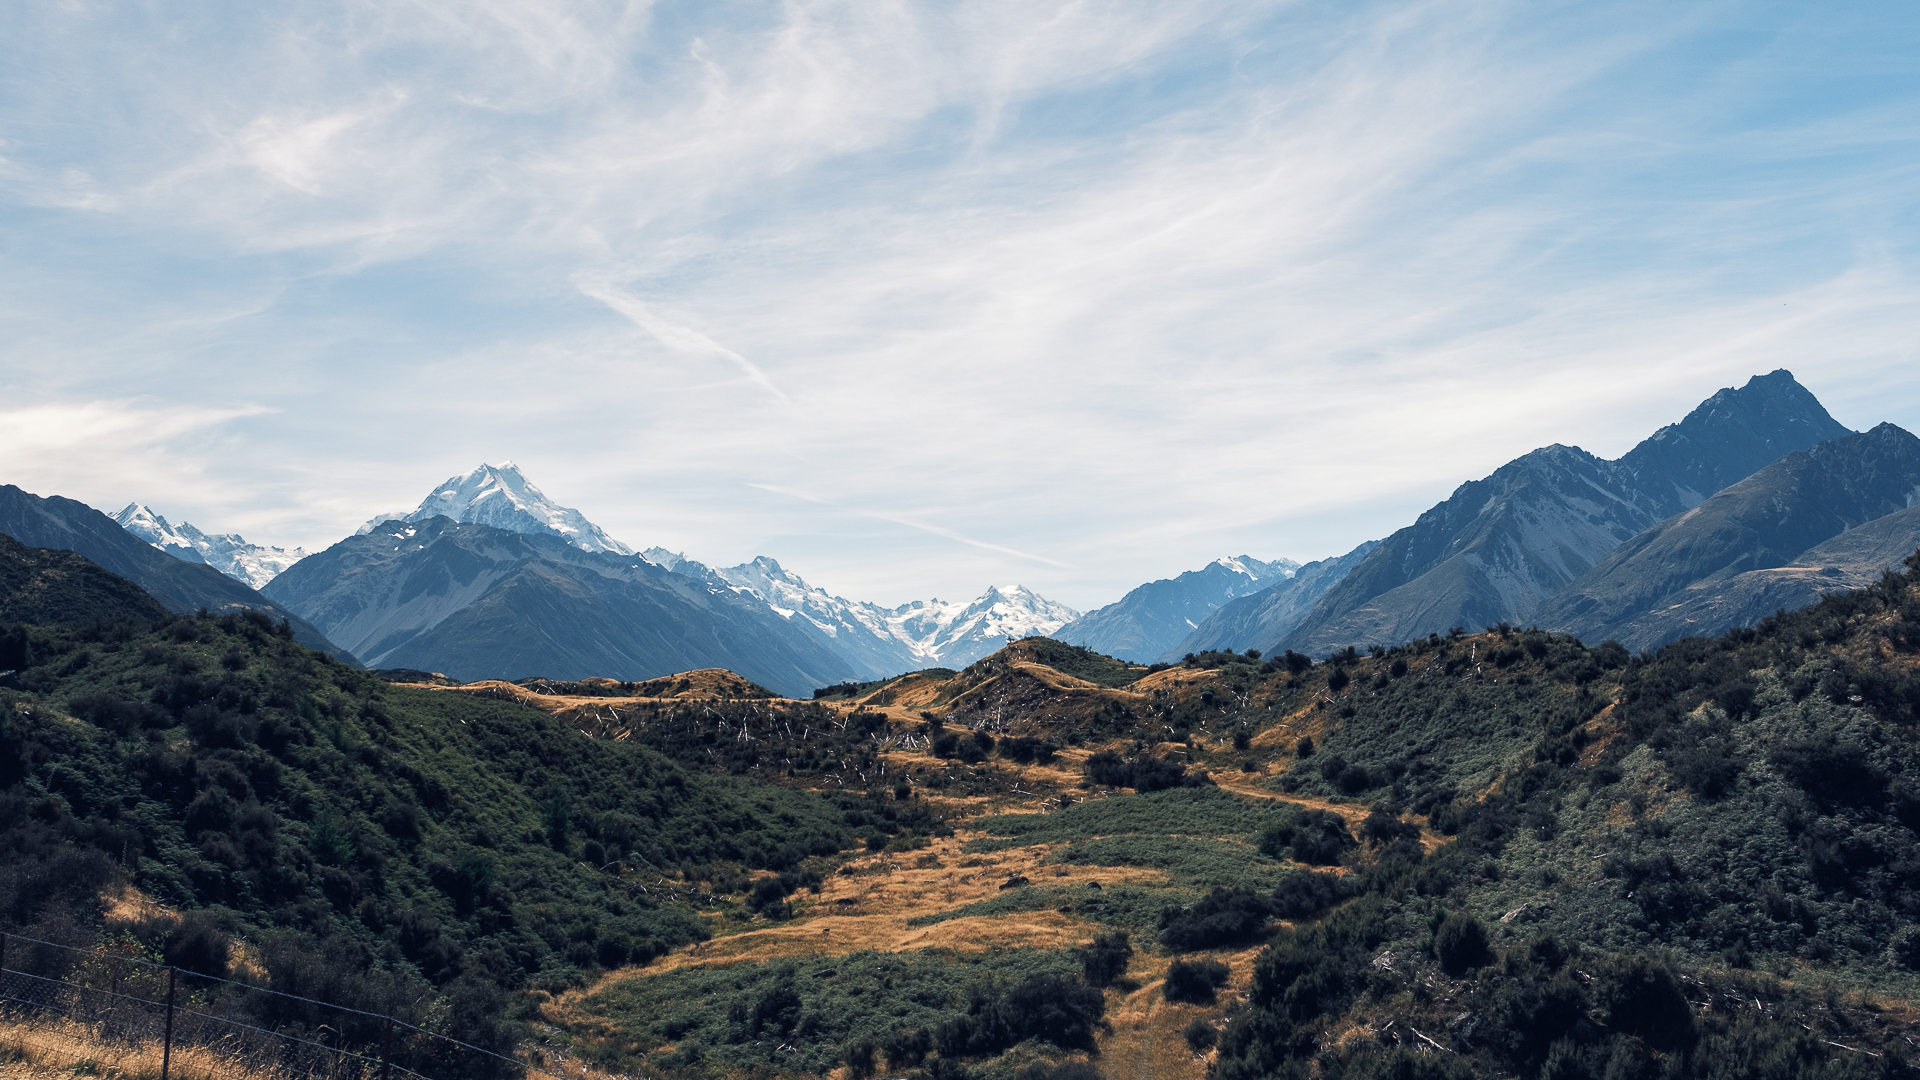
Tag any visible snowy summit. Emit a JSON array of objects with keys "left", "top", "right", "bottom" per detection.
[
  {"left": 359, "top": 463, "right": 634, "bottom": 556},
  {"left": 113, "top": 504, "right": 310, "bottom": 590}
]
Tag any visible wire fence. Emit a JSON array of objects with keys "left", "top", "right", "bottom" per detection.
[{"left": 0, "top": 932, "right": 598, "bottom": 1080}]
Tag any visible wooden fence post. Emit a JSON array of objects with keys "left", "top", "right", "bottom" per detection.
[
  {"left": 161, "top": 966, "right": 176, "bottom": 1080},
  {"left": 382, "top": 1013, "right": 394, "bottom": 1080}
]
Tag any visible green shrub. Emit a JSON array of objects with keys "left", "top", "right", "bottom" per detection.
[
  {"left": 1257, "top": 809, "right": 1355, "bottom": 866},
  {"left": 1081, "top": 931, "right": 1133, "bottom": 987},
  {"left": 1160, "top": 887, "right": 1276, "bottom": 950},
  {"left": 1164, "top": 957, "right": 1230, "bottom": 1004},
  {"left": 1433, "top": 913, "right": 1491, "bottom": 975}
]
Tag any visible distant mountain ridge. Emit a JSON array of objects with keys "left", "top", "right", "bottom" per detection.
[
  {"left": 0, "top": 484, "right": 351, "bottom": 661},
  {"left": 1274, "top": 370, "right": 1853, "bottom": 655},
  {"left": 1055, "top": 556, "right": 1297, "bottom": 663},
  {"left": 1165, "top": 542, "right": 1379, "bottom": 661},
  {"left": 696, "top": 556, "right": 1080, "bottom": 675},
  {"left": 113, "top": 503, "right": 309, "bottom": 589},
  {"left": 261, "top": 516, "right": 855, "bottom": 696}
]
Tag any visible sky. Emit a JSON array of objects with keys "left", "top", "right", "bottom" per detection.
[{"left": 3, "top": 0, "right": 1919, "bottom": 612}]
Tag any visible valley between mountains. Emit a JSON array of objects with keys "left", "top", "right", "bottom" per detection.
[{"left": 10, "top": 368, "right": 1920, "bottom": 1080}]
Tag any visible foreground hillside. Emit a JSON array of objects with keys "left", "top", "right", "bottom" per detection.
[
  {"left": 0, "top": 607, "right": 932, "bottom": 1074},
  {"left": 10, "top": 542, "right": 1920, "bottom": 1078},
  {"left": 392, "top": 577, "right": 1920, "bottom": 1079}
]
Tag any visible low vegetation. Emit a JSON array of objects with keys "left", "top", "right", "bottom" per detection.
[{"left": 12, "top": 550, "right": 1920, "bottom": 1079}]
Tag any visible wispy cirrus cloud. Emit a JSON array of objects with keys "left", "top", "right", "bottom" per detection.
[{"left": 2, "top": 0, "right": 1918, "bottom": 607}]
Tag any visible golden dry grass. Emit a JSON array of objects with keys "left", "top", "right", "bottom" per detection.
[
  {"left": 0, "top": 1014, "right": 292, "bottom": 1079},
  {"left": 1094, "top": 942, "right": 1263, "bottom": 1080},
  {"left": 0, "top": 1014, "right": 625, "bottom": 1080},
  {"left": 100, "top": 886, "right": 176, "bottom": 933},
  {"left": 549, "top": 829, "right": 1168, "bottom": 1018},
  {"left": 435, "top": 649, "right": 1457, "bottom": 1074},
  {"left": 415, "top": 668, "right": 789, "bottom": 716}
]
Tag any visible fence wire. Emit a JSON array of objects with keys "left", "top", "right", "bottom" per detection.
[{"left": 0, "top": 932, "right": 590, "bottom": 1080}]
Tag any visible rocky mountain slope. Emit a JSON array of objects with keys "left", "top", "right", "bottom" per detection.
[
  {"left": 112, "top": 503, "right": 309, "bottom": 589},
  {"left": 1578, "top": 504, "right": 1920, "bottom": 652},
  {"left": 1055, "top": 556, "right": 1297, "bottom": 663},
  {"left": 1536, "top": 422, "right": 1920, "bottom": 650},
  {"left": 261, "top": 516, "right": 855, "bottom": 695},
  {"left": 1276, "top": 370, "right": 1852, "bottom": 656},
  {"left": 704, "top": 555, "right": 926, "bottom": 679},
  {"left": 0, "top": 484, "right": 350, "bottom": 660},
  {"left": 1164, "top": 542, "right": 1378, "bottom": 661}
]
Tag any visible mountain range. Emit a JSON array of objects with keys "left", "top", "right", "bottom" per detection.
[
  {"left": 702, "top": 555, "right": 1079, "bottom": 677},
  {"left": 1155, "top": 542, "right": 1379, "bottom": 660},
  {"left": 9, "top": 370, "right": 1917, "bottom": 688},
  {"left": 0, "top": 484, "right": 352, "bottom": 660},
  {"left": 258, "top": 463, "right": 1078, "bottom": 690},
  {"left": 1153, "top": 369, "right": 1920, "bottom": 660},
  {"left": 1262, "top": 369, "right": 1854, "bottom": 656},
  {"left": 1535, "top": 422, "right": 1920, "bottom": 650},
  {"left": 260, "top": 516, "right": 856, "bottom": 695},
  {"left": 113, "top": 503, "right": 309, "bottom": 589}
]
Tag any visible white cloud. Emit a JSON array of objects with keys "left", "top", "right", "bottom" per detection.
[
  {"left": 0, "top": 401, "right": 274, "bottom": 511},
  {"left": 2, "top": 0, "right": 1918, "bottom": 608}
]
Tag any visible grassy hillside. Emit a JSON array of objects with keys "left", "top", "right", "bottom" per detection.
[
  {"left": 470, "top": 568, "right": 1920, "bottom": 1079},
  {"left": 0, "top": 607, "right": 886, "bottom": 1074},
  {"left": 13, "top": 549, "right": 1920, "bottom": 1080}
]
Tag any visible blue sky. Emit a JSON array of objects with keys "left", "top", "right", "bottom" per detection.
[{"left": 3, "top": 0, "right": 1919, "bottom": 610}]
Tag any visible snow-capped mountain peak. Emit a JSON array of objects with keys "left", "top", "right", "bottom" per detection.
[
  {"left": 344, "top": 463, "right": 1075, "bottom": 679},
  {"left": 641, "top": 546, "right": 688, "bottom": 570},
  {"left": 361, "top": 463, "right": 634, "bottom": 556},
  {"left": 1213, "top": 555, "right": 1299, "bottom": 581},
  {"left": 704, "top": 558, "right": 1079, "bottom": 676},
  {"left": 879, "top": 584, "right": 1079, "bottom": 667},
  {"left": 112, "top": 504, "right": 309, "bottom": 590}
]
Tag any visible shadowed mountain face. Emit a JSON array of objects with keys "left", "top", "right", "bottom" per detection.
[
  {"left": 0, "top": 484, "right": 351, "bottom": 660},
  {"left": 1536, "top": 423, "right": 1920, "bottom": 651},
  {"left": 1581, "top": 507, "right": 1920, "bottom": 652},
  {"left": 1164, "top": 543, "right": 1377, "bottom": 661},
  {"left": 1276, "top": 370, "right": 1852, "bottom": 656},
  {"left": 261, "top": 516, "right": 856, "bottom": 696},
  {"left": 0, "top": 532, "right": 171, "bottom": 628},
  {"left": 1056, "top": 556, "right": 1297, "bottom": 663}
]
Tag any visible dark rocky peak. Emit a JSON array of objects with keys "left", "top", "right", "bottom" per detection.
[{"left": 1617, "top": 369, "right": 1852, "bottom": 509}]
